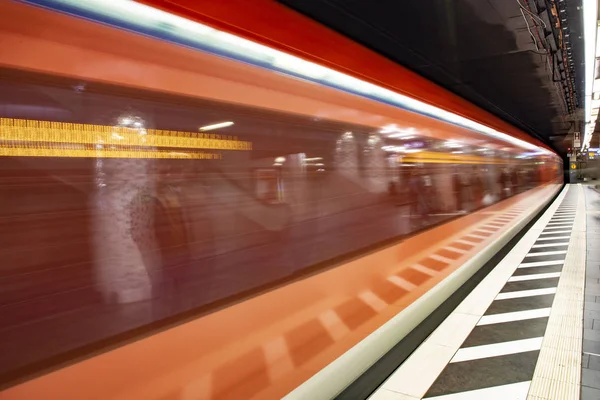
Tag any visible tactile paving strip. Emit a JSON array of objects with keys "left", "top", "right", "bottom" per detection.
[{"left": 527, "top": 184, "right": 586, "bottom": 400}]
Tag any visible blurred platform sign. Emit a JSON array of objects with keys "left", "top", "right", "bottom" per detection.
[{"left": 574, "top": 132, "right": 581, "bottom": 148}]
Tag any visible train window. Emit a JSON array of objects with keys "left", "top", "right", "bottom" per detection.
[{"left": 0, "top": 64, "right": 562, "bottom": 379}]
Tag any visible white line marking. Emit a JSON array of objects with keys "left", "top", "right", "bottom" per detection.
[
  {"left": 445, "top": 246, "right": 468, "bottom": 254},
  {"left": 544, "top": 226, "right": 573, "bottom": 231},
  {"left": 411, "top": 264, "right": 438, "bottom": 276},
  {"left": 478, "top": 308, "right": 552, "bottom": 325},
  {"left": 523, "top": 250, "right": 567, "bottom": 257},
  {"left": 430, "top": 254, "right": 453, "bottom": 264},
  {"left": 534, "top": 235, "right": 571, "bottom": 242},
  {"left": 496, "top": 287, "right": 557, "bottom": 300},
  {"left": 531, "top": 242, "right": 569, "bottom": 248},
  {"left": 358, "top": 291, "right": 387, "bottom": 312},
  {"left": 388, "top": 275, "right": 417, "bottom": 291},
  {"left": 539, "top": 230, "right": 571, "bottom": 235},
  {"left": 425, "top": 381, "right": 531, "bottom": 400},
  {"left": 456, "top": 239, "right": 477, "bottom": 246},
  {"left": 319, "top": 310, "right": 350, "bottom": 341},
  {"left": 519, "top": 260, "right": 564, "bottom": 268},
  {"left": 451, "top": 337, "right": 543, "bottom": 363},
  {"left": 507, "top": 272, "right": 561, "bottom": 282}
]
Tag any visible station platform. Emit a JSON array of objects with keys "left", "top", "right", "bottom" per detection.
[{"left": 367, "top": 184, "right": 600, "bottom": 400}]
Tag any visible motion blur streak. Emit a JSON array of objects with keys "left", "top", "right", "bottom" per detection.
[{"left": 0, "top": 1, "right": 562, "bottom": 399}]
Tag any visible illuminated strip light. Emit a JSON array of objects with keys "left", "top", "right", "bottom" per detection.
[
  {"left": 400, "top": 155, "right": 514, "bottom": 165},
  {"left": 583, "top": 0, "right": 598, "bottom": 149},
  {"left": 0, "top": 118, "right": 252, "bottom": 151},
  {"left": 0, "top": 146, "right": 223, "bottom": 159},
  {"left": 398, "top": 151, "right": 560, "bottom": 165},
  {"left": 199, "top": 121, "right": 234, "bottom": 131},
  {"left": 22, "top": 0, "right": 556, "bottom": 157}
]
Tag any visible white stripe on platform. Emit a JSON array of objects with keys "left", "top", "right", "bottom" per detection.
[
  {"left": 444, "top": 246, "right": 468, "bottom": 254},
  {"left": 544, "top": 226, "right": 573, "bottom": 231},
  {"left": 412, "top": 264, "right": 437, "bottom": 276},
  {"left": 531, "top": 242, "right": 569, "bottom": 248},
  {"left": 430, "top": 254, "right": 454, "bottom": 264},
  {"left": 477, "top": 308, "right": 551, "bottom": 325},
  {"left": 523, "top": 250, "right": 567, "bottom": 257},
  {"left": 450, "top": 337, "right": 543, "bottom": 363},
  {"left": 425, "top": 381, "right": 531, "bottom": 400},
  {"left": 388, "top": 275, "right": 417, "bottom": 291},
  {"left": 539, "top": 230, "right": 571, "bottom": 235},
  {"left": 507, "top": 272, "right": 561, "bottom": 282},
  {"left": 545, "top": 224, "right": 573, "bottom": 229},
  {"left": 535, "top": 235, "right": 571, "bottom": 242},
  {"left": 495, "top": 287, "right": 557, "bottom": 300},
  {"left": 519, "top": 260, "right": 564, "bottom": 268}
]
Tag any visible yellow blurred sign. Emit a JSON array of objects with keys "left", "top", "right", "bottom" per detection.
[{"left": 570, "top": 163, "right": 577, "bottom": 170}]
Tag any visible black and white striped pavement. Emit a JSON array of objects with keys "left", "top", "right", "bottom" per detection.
[{"left": 423, "top": 189, "right": 578, "bottom": 399}]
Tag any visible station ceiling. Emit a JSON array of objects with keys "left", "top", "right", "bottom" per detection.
[{"left": 279, "top": 0, "right": 585, "bottom": 154}]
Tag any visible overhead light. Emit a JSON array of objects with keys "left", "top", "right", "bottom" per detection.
[
  {"left": 275, "top": 156, "right": 286, "bottom": 163},
  {"left": 199, "top": 121, "right": 234, "bottom": 131}
]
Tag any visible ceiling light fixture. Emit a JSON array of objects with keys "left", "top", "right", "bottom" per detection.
[{"left": 199, "top": 121, "right": 234, "bottom": 131}]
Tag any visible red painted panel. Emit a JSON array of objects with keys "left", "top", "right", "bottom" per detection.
[{"left": 136, "top": 0, "right": 554, "bottom": 152}]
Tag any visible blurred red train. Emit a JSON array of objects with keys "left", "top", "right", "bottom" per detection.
[{"left": 0, "top": 1, "right": 562, "bottom": 399}]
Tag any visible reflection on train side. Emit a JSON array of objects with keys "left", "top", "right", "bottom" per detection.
[{"left": 0, "top": 68, "right": 561, "bottom": 381}]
